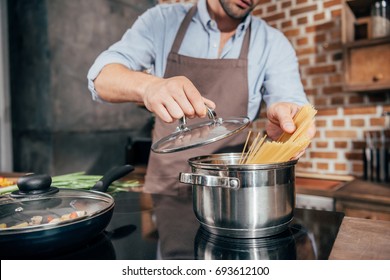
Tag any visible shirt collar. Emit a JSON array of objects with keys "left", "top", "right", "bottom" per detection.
[{"left": 196, "top": 0, "right": 251, "bottom": 36}]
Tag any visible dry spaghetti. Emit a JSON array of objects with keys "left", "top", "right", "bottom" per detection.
[{"left": 239, "top": 104, "right": 317, "bottom": 164}]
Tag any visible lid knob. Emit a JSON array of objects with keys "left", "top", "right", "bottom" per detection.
[{"left": 11, "top": 174, "right": 58, "bottom": 198}]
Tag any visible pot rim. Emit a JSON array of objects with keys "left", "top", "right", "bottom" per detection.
[{"left": 187, "top": 152, "right": 298, "bottom": 170}]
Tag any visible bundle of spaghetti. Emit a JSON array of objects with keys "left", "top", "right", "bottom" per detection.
[{"left": 239, "top": 104, "right": 317, "bottom": 164}]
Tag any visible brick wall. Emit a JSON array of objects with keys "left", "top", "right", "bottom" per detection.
[{"left": 159, "top": 0, "right": 390, "bottom": 178}]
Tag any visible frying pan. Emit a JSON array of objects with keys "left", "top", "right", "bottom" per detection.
[{"left": 0, "top": 165, "right": 134, "bottom": 259}]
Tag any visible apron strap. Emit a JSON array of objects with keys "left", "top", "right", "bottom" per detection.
[
  {"left": 171, "top": 5, "right": 252, "bottom": 59},
  {"left": 170, "top": 5, "right": 198, "bottom": 54}
]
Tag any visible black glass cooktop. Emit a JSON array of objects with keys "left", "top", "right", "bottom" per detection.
[{"left": 2, "top": 191, "right": 344, "bottom": 260}]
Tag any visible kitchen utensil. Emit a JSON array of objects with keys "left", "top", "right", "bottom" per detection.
[
  {"left": 0, "top": 165, "right": 134, "bottom": 258},
  {"left": 179, "top": 153, "right": 296, "bottom": 238},
  {"left": 151, "top": 107, "right": 250, "bottom": 153}
]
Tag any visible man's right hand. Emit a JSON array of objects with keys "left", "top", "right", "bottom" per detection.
[
  {"left": 143, "top": 76, "right": 215, "bottom": 123},
  {"left": 94, "top": 64, "right": 215, "bottom": 123}
]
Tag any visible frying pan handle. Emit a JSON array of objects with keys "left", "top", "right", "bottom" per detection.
[
  {"left": 179, "top": 172, "right": 240, "bottom": 189},
  {"left": 92, "top": 165, "right": 135, "bottom": 192}
]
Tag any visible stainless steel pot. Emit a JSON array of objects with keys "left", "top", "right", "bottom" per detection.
[{"left": 179, "top": 153, "right": 297, "bottom": 238}]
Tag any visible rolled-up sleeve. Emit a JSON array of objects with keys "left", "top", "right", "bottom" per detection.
[{"left": 87, "top": 7, "right": 159, "bottom": 101}]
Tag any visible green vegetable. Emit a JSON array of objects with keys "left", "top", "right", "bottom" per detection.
[{"left": 0, "top": 172, "right": 140, "bottom": 195}]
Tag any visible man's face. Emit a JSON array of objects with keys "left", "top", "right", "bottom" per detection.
[{"left": 219, "top": 0, "right": 261, "bottom": 19}]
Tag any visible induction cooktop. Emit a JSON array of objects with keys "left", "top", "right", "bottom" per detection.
[{"left": 3, "top": 191, "right": 344, "bottom": 260}]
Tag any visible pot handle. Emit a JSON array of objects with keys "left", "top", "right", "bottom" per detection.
[{"left": 179, "top": 173, "right": 240, "bottom": 189}]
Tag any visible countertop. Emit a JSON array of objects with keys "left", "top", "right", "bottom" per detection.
[{"left": 329, "top": 216, "right": 390, "bottom": 260}]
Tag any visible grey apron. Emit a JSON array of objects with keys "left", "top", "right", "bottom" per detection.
[{"left": 144, "top": 5, "right": 251, "bottom": 195}]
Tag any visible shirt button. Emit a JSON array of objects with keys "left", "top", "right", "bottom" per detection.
[{"left": 213, "top": 43, "right": 217, "bottom": 48}]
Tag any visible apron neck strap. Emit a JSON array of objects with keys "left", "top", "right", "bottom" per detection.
[{"left": 171, "top": 5, "right": 251, "bottom": 59}]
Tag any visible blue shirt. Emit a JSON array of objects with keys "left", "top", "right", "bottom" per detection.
[{"left": 87, "top": 0, "right": 308, "bottom": 120}]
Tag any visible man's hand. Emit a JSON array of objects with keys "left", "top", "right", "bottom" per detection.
[
  {"left": 94, "top": 64, "right": 216, "bottom": 123},
  {"left": 143, "top": 76, "right": 215, "bottom": 123},
  {"left": 266, "top": 102, "right": 316, "bottom": 158}
]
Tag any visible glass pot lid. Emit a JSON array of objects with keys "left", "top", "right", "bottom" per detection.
[
  {"left": 151, "top": 108, "right": 250, "bottom": 153},
  {"left": 0, "top": 174, "right": 114, "bottom": 232}
]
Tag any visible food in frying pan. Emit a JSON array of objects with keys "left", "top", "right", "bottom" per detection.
[
  {"left": 0, "top": 210, "right": 87, "bottom": 229},
  {"left": 239, "top": 104, "right": 317, "bottom": 164},
  {"left": 0, "top": 177, "right": 16, "bottom": 187}
]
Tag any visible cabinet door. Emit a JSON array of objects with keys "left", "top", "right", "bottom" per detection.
[
  {"left": 344, "top": 40, "right": 390, "bottom": 91},
  {"left": 336, "top": 200, "right": 390, "bottom": 221}
]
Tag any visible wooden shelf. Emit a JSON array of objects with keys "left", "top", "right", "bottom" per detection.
[{"left": 342, "top": 0, "right": 390, "bottom": 92}]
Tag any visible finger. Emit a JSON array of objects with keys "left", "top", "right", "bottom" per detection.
[
  {"left": 154, "top": 103, "right": 173, "bottom": 123},
  {"left": 275, "top": 108, "right": 296, "bottom": 133},
  {"left": 182, "top": 82, "right": 208, "bottom": 118},
  {"left": 203, "top": 97, "right": 216, "bottom": 110},
  {"left": 307, "top": 123, "right": 317, "bottom": 139},
  {"left": 171, "top": 92, "right": 196, "bottom": 118},
  {"left": 163, "top": 99, "right": 185, "bottom": 121}
]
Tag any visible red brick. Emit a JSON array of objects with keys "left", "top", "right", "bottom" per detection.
[
  {"left": 282, "top": 20, "right": 293, "bottom": 28},
  {"left": 267, "top": 4, "right": 277, "bottom": 13},
  {"left": 344, "top": 106, "right": 377, "bottom": 115},
  {"left": 316, "top": 119, "right": 327, "bottom": 127},
  {"left": 331, "top": 96, "right": 344, "bottom": 105},
  {"left": 325, "top": 130, "right": 357, "bottom": 138},
  {"left": 314, "top": 34, "right": 327, "bottom": 43},
  {"left": 297, "top": 161, "right": 313, "bottom": 169},
  {"left": 317, "top": 162, "right": 329, "bottom": 170},
  {"left": 332, "top": 119, "right": 345, "bottom": 126},
  {"left": 310, "top": 152, "right": 338, "bottom": 159},
  {"left": 351, "top": 119, "right": 365, "bottom": 127},
  {"left": 316, "top": 141, "right": 329, "bottom": 148},
  {"left": 324, "top": 0, "right": 342, "bottom": 8},
  {"left": 317, "top": 108, "right": 338, "bottom": 116},
  {"left": 282, "top": 1, "right": 292, "bottom": 8},
  {"left": 305, "top": 88, "right": 318, "bottom": 95},
  {"left": 331, "top": 9, "right": 342, "bottom": 17},
  {"left": 323, "top": 85, "right": 343, "bottom": 94},
  {"left": 314, "top": 97, "right": 327, "bottom": 106},
  {"left": 352, "top": 162, "right": 364, "bottom": 173},
  {"left": 299, "top": 57, "right": 310, "bottom": 65},
  {"left": 329, "top": 74, "right": 342, "bottom": 83},
  {"left": 296, "top": 47, "right": 317, "bottom": 56},
  {"left": 335, "top": 163, "right": 347, "bottom": 171},
  {"left": 284, "top": 28, "right": 300, "bottom": 37},
  {"left": 314, "top": 12, "right": 325, "bottom": 21},
  {"left": 297, "top": 17, "right": 308, "bottom": 25},
  {"left": 315, "top": 55, "right": 327, "bottom": 63},
  {"left": 262, "top": 12, "right": 286, "bottom": 22},
  {"left": 345, "top": 151, "right": 363, "bottom": 160},
  {"left": 312, "top": 76, "right": 325, "bottom": 86},
  {"left": 306, "top": 22, "right": 335, "bottom": 33},
  {"left": 335, "top": 141, "right": 348, "bottom": 148},
  {"left": 290, "top": 5, "right": 317, "bottom": 16},
  {"left": 306, "top": 65, "right": 336, "bottom": 75},
  {"left": 370, "top": 117, "right": 386, "bottom": 126},
  {"left": 297, "top": 0, "right": 308, "bottom": 4},
  {"left": 352, "top": 141, "right": 366, "bottom": 149},
  {"left": 349, "top": 95, "right": 365, "bottom": 104}
]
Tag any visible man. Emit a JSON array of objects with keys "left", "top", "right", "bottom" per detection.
[{"left": 87, "top": 0, "right": 315, "bottom": 195}]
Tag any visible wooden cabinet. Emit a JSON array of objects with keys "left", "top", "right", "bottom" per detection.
[
  {"left": 342, "top": 0, "right": 390, "bottom": 92},
  {"left": 334, "top": 179, "right": 390, "bottom": 221}
]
